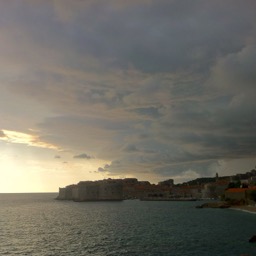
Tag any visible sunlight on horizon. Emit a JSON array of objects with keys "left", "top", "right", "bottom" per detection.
[{"left": 0, "top": 153, "right": 111, "bottom": 193}]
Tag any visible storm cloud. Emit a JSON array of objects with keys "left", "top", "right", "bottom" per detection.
[{"left": 0, "top": 0, "right": 256, "bottom": 187}]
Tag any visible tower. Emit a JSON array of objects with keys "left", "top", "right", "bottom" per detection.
[{"left": 215, "top": 172, "right": 219, "bottom": 182}]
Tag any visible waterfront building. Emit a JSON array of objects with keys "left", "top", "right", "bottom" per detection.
[
  {"left": 57, "top": 179, "right": 123, "bottom": 201},
  {"left": 225, "top": 186, "right": 256, "bottom": 205},
  {"left": 202, "top": 179, "right": 229, "bottom": 199}
]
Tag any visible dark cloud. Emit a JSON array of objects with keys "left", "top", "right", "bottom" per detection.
[
  {"left": 123, "top": 144, "right": 139, "bottom": 153},
  {"left": 2, "top": 0, "right": 254, "bottom": 75},
  {"left": 131, "top": 106, "right": 162, "bottom": 118},
  {"left": 97, "top": 164, "right": 112, "bottom": 173},
  {"left": 73, "top": 153, "right": 93, "bottom": 159},
  {"left": 54, "top": 155, "right": 61, "bottom": 159},
  {"left": 98, "top": 167, "right": 106, "bottom": 172},
  {"left": 49, "top": 0, "right": 255, "bottom": 73}
]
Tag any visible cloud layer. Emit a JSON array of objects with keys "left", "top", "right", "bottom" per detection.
[{"left": 0, "top": 0, "right": 256, "bottom": 184}]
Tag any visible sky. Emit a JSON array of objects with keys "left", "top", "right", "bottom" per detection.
[{"left": 0, "top": 0, "right": 256, "bottom": 192}]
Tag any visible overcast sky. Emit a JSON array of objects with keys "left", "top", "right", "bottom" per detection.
[{"left": 0, "top": 0, "right": 256, "bottom": 192}]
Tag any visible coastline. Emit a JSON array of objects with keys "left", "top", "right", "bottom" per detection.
[{"left": 230, "top": 205, "right": 256, "bottom": 214}]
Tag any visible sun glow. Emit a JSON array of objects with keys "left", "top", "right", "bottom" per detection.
[
  {"left": 0, "top": 155, "right": 30, "bottom": 193},
  {"left": 0, "top": 129, "right": 59, "bottom": 150},
  {"left": 0, "top": 146, "right": 110, "bottom": 192}
]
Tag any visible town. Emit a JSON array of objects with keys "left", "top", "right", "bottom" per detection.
[{"left": 57, "top": 169, "right": 256, "bottom": 205}]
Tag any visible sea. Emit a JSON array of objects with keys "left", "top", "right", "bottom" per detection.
[{"left": 0, "top": 193, "right": 255, "bottom": 256}]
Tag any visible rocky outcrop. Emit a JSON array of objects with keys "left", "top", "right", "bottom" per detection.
[{"left": 249, "top": 235, "right": 256, "bottom": 243}]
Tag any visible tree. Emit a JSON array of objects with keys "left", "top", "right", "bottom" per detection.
[{"left": 228, "top": 181, "right": 241, "bottom": 188}]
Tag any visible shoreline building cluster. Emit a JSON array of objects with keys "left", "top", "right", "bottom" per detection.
[{"left": 57, "top": 169, "right": 256, "bottom": 202}]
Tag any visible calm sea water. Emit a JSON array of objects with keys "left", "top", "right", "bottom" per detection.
[{"left": 0, "top": 193, "right": 255, "bottom": 256}]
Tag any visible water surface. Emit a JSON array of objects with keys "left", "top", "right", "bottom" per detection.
[{"left": 0, "top": 193, "right": 255, "bottom": 255}]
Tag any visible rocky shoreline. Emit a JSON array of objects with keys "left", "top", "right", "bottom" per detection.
[
  {"left": 196, "top": 201, "right": 256, "bottom": 213},
  {"left": 195, "top": 202, "right": 230, "bottom": 209},
  {"left": 230, "top": 205, "right": 256, "bottom": 214}
]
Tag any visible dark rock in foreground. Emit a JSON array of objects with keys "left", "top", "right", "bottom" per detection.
[{"left": 249, "top": 235, "right": 256, "bottom": 243}]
